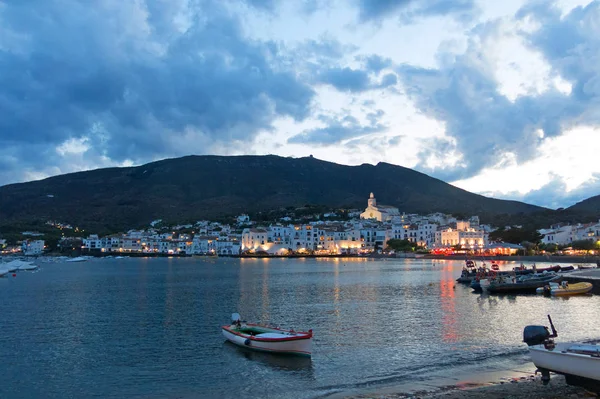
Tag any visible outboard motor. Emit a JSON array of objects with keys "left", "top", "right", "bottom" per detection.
[
  {"left": 523, "top": 315, "right": 558, "bottom": 348},
  {"left": 523, "top": 325, "right": 551, "bottom": 346}
]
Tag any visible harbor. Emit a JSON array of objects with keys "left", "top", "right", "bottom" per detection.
[{"left": 1, "top": 257, "right": 599, "bottom": 398}]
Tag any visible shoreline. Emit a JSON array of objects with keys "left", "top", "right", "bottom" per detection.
[
  {"left": 337, "top": 371, "right": 592, "bottom": 399},
  {"left": 2, "top": 253, "right": 599, "bottom": 264}
]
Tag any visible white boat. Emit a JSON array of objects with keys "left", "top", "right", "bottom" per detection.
[
  {"left": 222, "top": 313, "right": 312, "bottom": 357},
  {"left": 0, "top": 266, "right": 10, "bottom": 277},
  {"left": 66, "top": 256, "right": 89, "bottom": 262},
  {"left": 3, "top": 260, "right": 35, "bottom": 272},
  {"left": 16, "top": 262, "right": 38, "bottom": 271},
  {"left": 524, "top": 316, "right": 600, "bottom": 393}
]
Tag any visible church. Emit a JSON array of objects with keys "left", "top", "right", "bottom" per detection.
[{"left": 360, "top": 192, "right": 401, "bottom": 222}]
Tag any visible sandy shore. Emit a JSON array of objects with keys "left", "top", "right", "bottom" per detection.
[{"left": 343, "top": 374, "right": 595, "bottom": 399}]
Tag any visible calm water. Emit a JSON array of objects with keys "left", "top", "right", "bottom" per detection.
[{"left": 1, "top": 257, "right": 599, "bottom": 398}]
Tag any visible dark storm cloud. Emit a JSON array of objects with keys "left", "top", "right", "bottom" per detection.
[
  {"left": 288, "top": 111, "right": 387, "bottom": 144},
  {"left": 0, "top": 0, "right": 316, "bottom": 185},
  {"left": 356, "top": 0, "right": 476, "bottom": 23},
  {"left": 395, "top": 3, "right": 600, "bottom": 182}
]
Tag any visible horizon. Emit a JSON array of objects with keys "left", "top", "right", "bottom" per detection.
[{"left": 1, "top": 0, "right": 599, "bottom": 208}]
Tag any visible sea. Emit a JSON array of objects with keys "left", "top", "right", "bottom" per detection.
[{"left": 1, "top": 257, "right": 599, "bottom": 398}]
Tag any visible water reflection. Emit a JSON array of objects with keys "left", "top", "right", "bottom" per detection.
[
  {"left": 262, "top": 262, "right": 270, "bottom": 322},
  {"left": 3, "top": 257, "right": 600, "bottom": 399},
  {"left": 440, "top": 263, "right": 458, "bottom": 343},
  {"left": 222, "top": 341, "right": 314, "bottom": 373}
]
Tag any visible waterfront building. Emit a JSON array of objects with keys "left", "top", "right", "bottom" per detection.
[
  {"left": 192, "top": 236, "right": 218, "bottom": 254},
  {"left": 360, "top": 192, "right": 400, "bottom": 222},
  {"left": 83, "top": 234, "right": 103, "bottom": 250},
  {"left": 437, "top": 221, "right": 486, "bottom": 249},
  {"left": 21, "top": 239, "right": 45, "bottom": 255},
  {"left": 216, "top": 240, "right": 240, "bottom": 255},
  {"left": 540, "top": 224, "right": 575, "bottom": 246}
]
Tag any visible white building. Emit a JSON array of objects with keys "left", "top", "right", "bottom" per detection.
[
  {"left": 237, "top": 214, "right": 250, "bottom": 224},
  {"left": 22, "top": 239, "right": 45, "bottom": 255},
  {"left": 216, "top": 240, "right": 241, "bottom": 255},
  {"left": 436, "top": 221, "right": 486, "bottom": 249},
  {"left": 540, "top": 225, "right": 575, "bottom": 246},
  {"left": 360, "top": 193, "right": 400, "bottom": 222}
]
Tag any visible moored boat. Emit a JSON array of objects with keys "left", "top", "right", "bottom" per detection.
[
  {"left": 222, "top": 313, "right": 312, "bottom": 357},
  {"left": 457, "top": 263, "right": 561, "bottom": 284},
  {"left": 486, "top": 272, "right": 561, "bottom": 294},
  {"left": 536, "top": 281, "right": 593, "bottom": 296},
  {"left": 524, "top": 316, "right": 600, "bottom": 393},
  {"left": 66, "top": 256, "right": 89, "bottom": 262}
]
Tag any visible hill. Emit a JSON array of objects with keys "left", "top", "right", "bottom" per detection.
[
  {"left": 0, "top": 155, "right": 547, "bottom": 232},
  {"left": 567, "top": 195, "right": 600, "bottom": 214}
]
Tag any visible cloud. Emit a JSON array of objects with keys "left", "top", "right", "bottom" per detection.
[
  {"left": 355, "top": 0, "right": 476, "bottom": 23},
  {"left": 316, "top": 66, "right": 398, "bottom": 93},
  {"left": 0, "top": 0, "right": 316, "bottom": 185},
  {"left": 317, "top": 67, "right": 371, "bottom": 92},
  {"left": 288, "top": 110, "right": 387, "bottom": 144},
  {"left": 396, "top": 4, "right": 600, "bottom": 182},
  {"left": 362, "top": 54, "right": 393, "bottom": 73},
  {"left": 483, "top": 174, "right": 600, "bottom": 210}
]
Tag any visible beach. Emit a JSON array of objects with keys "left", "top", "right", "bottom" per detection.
[{"left": 343, "top": 375, "right": 594, "bottom": 399}]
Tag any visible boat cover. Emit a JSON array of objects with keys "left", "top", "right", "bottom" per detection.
[
  {"left": 567, "top": 344, "right": 600, "bottom": 356},
  {"left": 256, "top": 332, "right": 298, "bottom": 338}
]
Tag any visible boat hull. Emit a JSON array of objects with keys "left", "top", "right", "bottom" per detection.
[
  {"left": 536, "top": 282, "right": 593, "bottom": 296},
  {"left": 529, "top": 343, "right": 600, "bottom": 392},
  {"left": 222, "top": 326, "right": 312, "bottom": 356},
  {"left": 487, "top": 275, "right": 561, "bottom": 294}
]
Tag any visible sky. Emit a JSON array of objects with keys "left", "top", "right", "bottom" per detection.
[{"left": 1, "top": 0, "right": 599, "bottom": 209}]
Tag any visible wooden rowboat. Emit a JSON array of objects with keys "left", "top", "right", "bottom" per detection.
[{"left": 222, "top": 313, "right": 312, "bottom": 357}]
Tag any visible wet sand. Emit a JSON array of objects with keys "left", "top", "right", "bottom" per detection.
[{"left": 343, "top": 374, "right": 595, "bottom": 399}]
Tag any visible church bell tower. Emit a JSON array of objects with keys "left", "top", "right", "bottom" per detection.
[{"left": 368, "top": 192, "right": 376, "bottom": 208}]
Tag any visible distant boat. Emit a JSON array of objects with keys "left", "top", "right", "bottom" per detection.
[
  {"left": 17, "top": 262, "right": 38, "bottom": 271},
  {"left": 524, "top": 315, "right": 600, "bottom": 394},
  {"left": 222, "top": 313, "right": 312, "bottom": 357},
  {"left": 536, "top": 281, "right": 593, "bottom": 296},
  {"left": 66, "top": 256, "right": 89, "bottom": 262},
  {"left": 2, "top": 260, "right": 36, "bottom": 272}
]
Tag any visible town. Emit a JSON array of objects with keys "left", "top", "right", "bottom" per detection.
[{"left": 3, "top": 193, "right": 600, "bottom": 258}]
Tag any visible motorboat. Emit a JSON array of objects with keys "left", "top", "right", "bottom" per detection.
[
  {"left": 536, "top": 281, "right": 593, "bottom": 296},
  {"left": 524, "top": 315, "right": 600, "bottom": 393},
  {"left": 17, "top": 262, "right": 38, "bottom": 271},
  {"left": 457, "top": 264, "right": 561, "bottom": 284},
  {"left": 2, "top": 260, "right": 36, "bottom": 272},
  {"left": 222, "top": 313, "right": 312, "bottom": 357},
  {"left": 66, "top": 256, "right": 89, "bottom": 262},
  {"left": 486, "top": 272, "right": 561, "bottom": 294}
]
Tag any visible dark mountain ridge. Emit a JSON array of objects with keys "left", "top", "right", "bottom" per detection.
[{"left": 0, "top": 155, "right": 563, "bottom": 232}]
